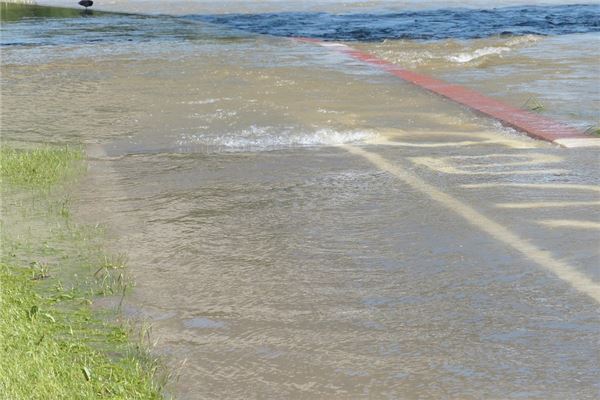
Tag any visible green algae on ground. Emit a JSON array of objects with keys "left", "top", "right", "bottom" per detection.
[{"left": 0, "top": 145, "right": 165, "bottom": 399}]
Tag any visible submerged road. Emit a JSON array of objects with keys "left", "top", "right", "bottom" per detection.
[
  {"left": 8, "top": 1, "right": 600, "bottom": 398},
  {"left": 85, "top": 128, "right": 600, "bottom": 399},
  {"left": 342, "top": 143, "right": 599, "bottom": 302}
]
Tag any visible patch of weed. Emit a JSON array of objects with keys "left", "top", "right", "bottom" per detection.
[
  {"left": 0, "top": 145, "right": 83, "bottom": 188},
  {"left": 522, "top": 96, "right": 545, "bottom": 112}
]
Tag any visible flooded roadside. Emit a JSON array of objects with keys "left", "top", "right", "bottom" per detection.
[
  {"left": 2, "top": 2, "right": 599, "bottom": 398},
  {"left": 353, "top": 33, "right": 600, "bottom": 131}
]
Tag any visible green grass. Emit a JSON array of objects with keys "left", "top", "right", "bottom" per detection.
[
  {"left": 0, "top": 264, "right": 164, "bottom": 400},
  {"left": 0, "top": 146, "right": 83, "bottom": 188},
  {"left": 1, "top": 2, "right": 93, "bottom": 23},
  {"left": 1, "top": 145, "right": 166, "bottom": 399}
]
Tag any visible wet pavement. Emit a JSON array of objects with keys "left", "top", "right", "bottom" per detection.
[
  {"left": 3, "top": 1, "right": 600, "bottom": 398},
  {"left": 83, "top": 135, "right": 600, "bottom": 399}
]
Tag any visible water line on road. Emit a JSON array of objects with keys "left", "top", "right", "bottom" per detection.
[
  {"left": 537, "top": 220, "right": 600, "bottom": 230},
  {"left": 462, "top": 183, "right": 600, "bottom": 192},
  {"left": 496, "top": 201, "right": 600, "bottom": 209}
]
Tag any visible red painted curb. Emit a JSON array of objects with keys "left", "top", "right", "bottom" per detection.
[{"left": 296, "top": 38, "right": 597, "bottom": 146}]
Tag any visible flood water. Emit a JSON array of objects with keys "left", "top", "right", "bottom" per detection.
[{"left": 2, "top": 1, "right": 599, "bottom": 398}]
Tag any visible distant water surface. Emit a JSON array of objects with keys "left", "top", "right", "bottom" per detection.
[{"left": 191, "top": 4, "right": 600, "bottom": 41}]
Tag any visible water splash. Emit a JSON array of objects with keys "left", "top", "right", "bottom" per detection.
[{"left": 177, "top": 126, "right": 377, "bottom": 152}]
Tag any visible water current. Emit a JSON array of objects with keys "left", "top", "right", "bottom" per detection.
[{"left": 2, "top": 1, "right": 599, "bottom": 398}]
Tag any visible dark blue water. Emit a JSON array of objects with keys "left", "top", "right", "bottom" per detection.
[
  {"left": 190, "top": 4, "right": 600, "bottom": 41},
  {"left": 2, "top": 4, "right": 599, "bottom": 48}
]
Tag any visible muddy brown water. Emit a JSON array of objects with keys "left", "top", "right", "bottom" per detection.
[{"left": 2, "top": 1, "right": 599, "bottom": 398}]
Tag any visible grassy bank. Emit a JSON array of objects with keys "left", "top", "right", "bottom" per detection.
[{"left": 0, "top": 146, "right": 164, "bottom": 399}]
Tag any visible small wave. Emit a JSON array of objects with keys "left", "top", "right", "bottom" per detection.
[
  {"left": 446, "top": 46, "right": 510, "bottom": 63},
  {"left": 365, "top": 32, "right": 542, "bottom": 68},
  {"left": 176, "top": 126, "right": 376, "bottom": 152},
  {"left": 193, "top": 4, "right": 600, "bottom": 41},
  {"left": 180, "top": 98, "right": 232, "bottom": 105},
  {"left": 504, "top": 34, "right": 542, "bottom": 46}
]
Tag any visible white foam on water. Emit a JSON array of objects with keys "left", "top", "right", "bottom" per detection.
[
  {"left": 177, "top": 126, "right": 377, "bottom": 152},
  {"left": 446, "top": 46, "right": 511, "bottom": 63},
  {"left": 504, "top": 34, "right": 542, "bottom": 46},
  {"left": 180, "top": 98, "right": 232, "bottom": 105}
]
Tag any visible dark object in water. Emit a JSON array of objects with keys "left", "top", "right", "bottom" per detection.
[{"left": 78, "top": 0, "right": 93, "bottom": 9}]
